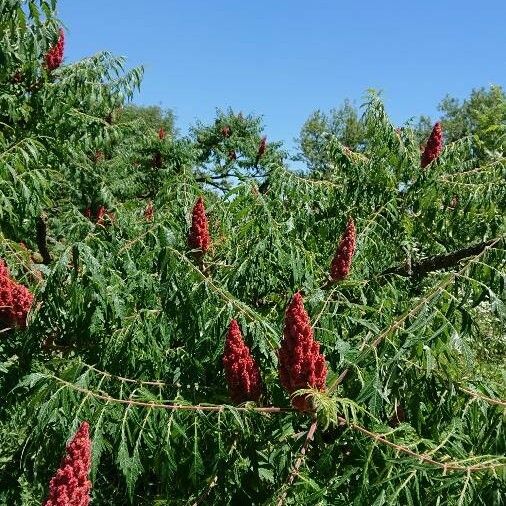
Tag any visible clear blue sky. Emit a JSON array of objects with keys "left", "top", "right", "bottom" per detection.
[{"left": 59, "top": 0, "right": 505, "bottom": 152}]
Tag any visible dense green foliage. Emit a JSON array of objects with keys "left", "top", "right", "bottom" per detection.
[{"left": 1, "top": 2, "right": 505, "bottom": 504}]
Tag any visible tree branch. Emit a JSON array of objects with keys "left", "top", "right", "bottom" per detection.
[
  {"left": 36, "top": 213, "right": 52, "bottom": 265},
  {"left": 276, "top": 418, "right": 318, "bottom": 506},
  {"left": 380, "top": 238, "right": 502, "bottom": 278}
]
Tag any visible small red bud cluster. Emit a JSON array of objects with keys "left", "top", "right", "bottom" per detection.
[
  {"left": 158, "top": 127, "right": 166, "bottom": 140},
  {"left": 223, "top": 320, "right": 262, "bottom": 403},
  {"left": 258, "top": 136, "right": 267, "bottom": 156},
  {"left": 96, "top": 206, "right": 107, "bottom": 226},
  {"left": 144, "top": 200, "right": 154, "bottom": 222},
  {"left": 152, "top": 152, "right": 163, "bottom": 168},
  {"left": 43, "top": 421, "right": 92, "bottom": 506},
  {"left": 44, "top": 28, "right": 65, "bottom": 71},
  {"left": 83, "top": 206, "right": 115, "bottom": 226},
  {"left": 0, "top": 260, "right": 34, "bottom": 328},
  {"left": 188, "top": 197, "right": 211, "bottom": 253},
  {"left": 254, "top": 136, "right": 267, "bottom": 166},
  {"left": 92, "top": 151, "right": 104, "bottom": 164},
  {"left": 421, "top": 122, "right": 443, "bottom": 168},
  {"left": 11, "top": 71, "right": 23, "bottom": 84},
  {"left": 279, "top": 292, "right": 327, "bottom": 411},
  {"left": 330, "top": 218, "right": 357, "bottom": 282}
]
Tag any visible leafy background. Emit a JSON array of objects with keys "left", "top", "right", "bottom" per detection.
[{"left": 0, "top": 1, "right": 505, "bottom": 504}]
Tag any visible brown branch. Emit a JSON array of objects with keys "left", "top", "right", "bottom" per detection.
[
  {"left": 276, "top": 418, "right": 318, "bottom": 506},
  {"left": 51, "top": 376, "right": 292, "bottom": 413},
  {"left": 36, "top": 213, "right": 52, "bottom": 264},
  {"left": 381, "top": 238, "right": 502, "bottom": 278},
  {"left": 50, "top": 376, "right": 506, "bottom": 473},
  {"left": 341, "top": 416, "right": 505, "bottom": 472},
  {"left": 82, "top": 361, "right": 506, "bottom": 409},
  {"left": 191, "top": 475, "right": 218, "bottom": 506},
  {"left": 458, "top": 387, "right": 506, "bottom": 408}
]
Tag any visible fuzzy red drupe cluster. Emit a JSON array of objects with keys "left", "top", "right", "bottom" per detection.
[
  {"left": 330, "top": 217, "right": 357, "bottom": 282},
  {"left": 188, "top": 197, "right": 211, "bottom": 253},
  {"left": 421, "top": 122, "right": 443, "bottom": 168},
  {"left": 45, "top": 28, "right": 65, "bottom": 71},
  {"left": 221, "top": 125, "right": 231, "bottom": 138},
  {"left": 43, "top": 421, "right": 92, "bottom": 506},
  {"left": 158, "top": 127, "right": 166, "bottom": 140},
  {"left": 0, "top": 260, "right": 33, "bottom": 328},
  {"left": 223, "top": 320, "right": 262, "bottom": 403},
  {"left": 278, "top": 292, "right": 327, "bottom": 411}
]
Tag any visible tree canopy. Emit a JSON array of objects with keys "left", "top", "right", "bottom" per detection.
[
  {"left": 0, "top": 2, "right": 505, "bottom": 505},
  {"left": 296, "top": 86, "right": 506, "bottom": 173}
]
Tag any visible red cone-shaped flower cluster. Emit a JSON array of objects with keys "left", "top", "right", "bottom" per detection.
[
  {"left": 223, "top": 320, "right": 262, "bottom": 403},
  {"left": 254, "top": 136, "right": 267, "bottom": 166},
  {"left": 228, "top": 150, "right": 237, "bottom": 161},
  {"left": 0, "top": 260, "right": 33, "bottom": 328},
  {"left": 158, "top": 127, "right": 166, "bottom": 140},
  {"left": 221, "top": 125, "right": 231, "bottom": 138},
  {"left": 84, "top": 207, "right": 114, "bottom": 226},
  {"left": 258, "top": 136, "right": 267, "bottom": 156},
  {"left": 330, "top": 218, "right": 357, "bottom": 282},
  {"left": 188, "top": 197, "right": 211, "bottom": 253},
  {"left": 45, "top": 29, "right": 65, "bottom": 71},
  {"left": 279, "top": 292, "right": 327, "bottom": 411},
  {"left": 144, "top": 200, "right": 154, "bottom": 222},
  {"left": 43, "top": 421, "right": 92, "bottom": 506},
  {"left": 421, "top": 122, "right": 443, "bottom": 168}
]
